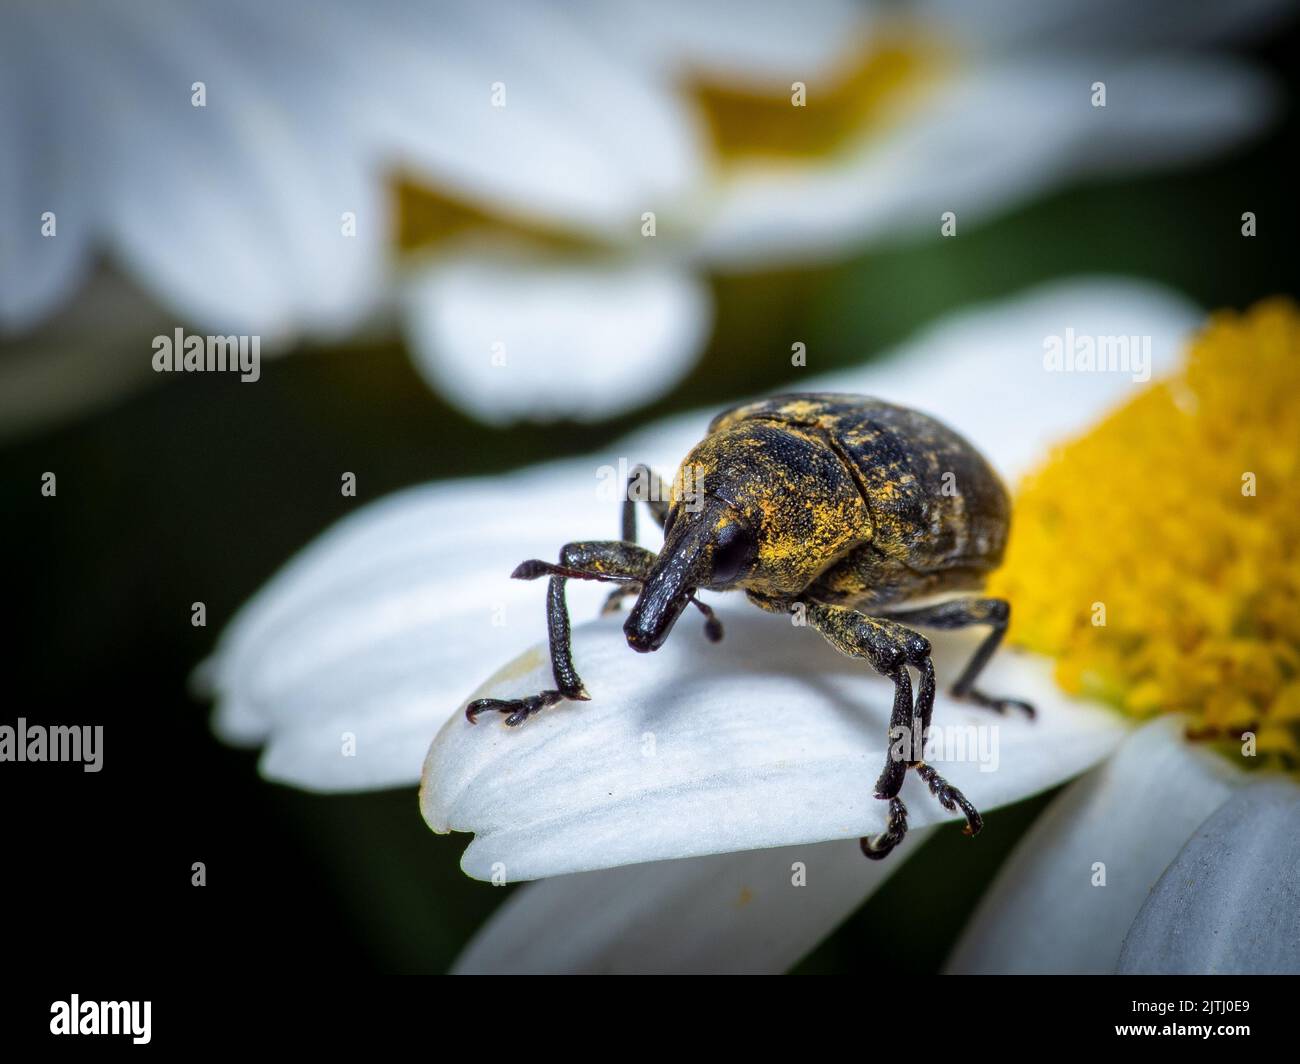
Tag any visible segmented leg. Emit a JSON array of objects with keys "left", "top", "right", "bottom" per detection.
[
  {"left": 602, "top": 464, "right": 671, "bottom": 616},
  {"left": 619, "top": 463, "right": 670, "bottom": 544},
  {"left": 603, "top": 463, "right": 723, "bottom": 641},
  {"left": 466, "top": 542, "right": 655, "bottom": 726},
  {"left": 806, "top": 602, "right": 980, "bottom": 860},
  {"left": 878, "top": 597, "right": 1034, "bottom": 717}
]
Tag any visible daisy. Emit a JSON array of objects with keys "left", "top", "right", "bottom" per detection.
[
  {"left": 398, "top": 0, "right": 1288, "bottom": 421},
  {"left": 444, "top": 296, "right": 1300, "bottom": 974},
  {"left": 199, "top": 277, "right": 1300, "bottom": 972}
]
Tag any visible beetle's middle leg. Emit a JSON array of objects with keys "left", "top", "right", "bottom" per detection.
[
  {"left": 600, "top": 465, "right": 723, "bottom": 642},
  {"left": 466, "top": 541, "right": 655, "bottom": 727},
  {"left": 806, "top": 603, "right": 981, "bottom": 860},
  {"left": 877, "top": 598, "right": 1034, "bottom": 717}
]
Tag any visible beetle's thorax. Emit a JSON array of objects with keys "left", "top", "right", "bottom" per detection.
[{"left": 670, "top": 422, "right": 874, "bottom": 597}]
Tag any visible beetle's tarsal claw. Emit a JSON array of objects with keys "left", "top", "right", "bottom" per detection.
[
  {"left": 511, "top": 559, "right": 550, "bottom": 580},
  {"left": 1005, "top": 698, "right": 1036, "bottom": 719},
  {"left": 465, "top": 689, "right": 567, "bottom": 726},
  {"left": 957, "top": 688, "right": 1037, "bottom": 719},
  {"left": 860, "top": 796, "right": 908, "bottom": 860},
  {"left": 915, "top": 763, "right": 983, "bottom": 836}
]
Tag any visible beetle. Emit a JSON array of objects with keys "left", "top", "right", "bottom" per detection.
[{"left": 466, "top": 393, "right": 1033, "bottom": 859}]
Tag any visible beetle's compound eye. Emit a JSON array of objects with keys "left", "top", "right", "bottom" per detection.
[{"left": 710, "top": 520, "right": 755, "bottom": 585}]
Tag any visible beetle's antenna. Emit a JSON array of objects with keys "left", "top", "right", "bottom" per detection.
[{"left": 688, "top": 593, "right": 723, "bottom": 642}]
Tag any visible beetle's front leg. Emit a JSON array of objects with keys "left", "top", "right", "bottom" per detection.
[
  {"left": 806, "top": 603, "right": 978, "bottom": 860},
  {"left": 877, "top": 597, "right": 1034, "bottom": 717},
  {"left": 466, "top": 542, "right": 655, "bottom": 727}
]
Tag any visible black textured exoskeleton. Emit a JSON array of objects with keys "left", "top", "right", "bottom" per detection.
[{"left": 467, "top": 393, "right": 1033, "bottom": 859}]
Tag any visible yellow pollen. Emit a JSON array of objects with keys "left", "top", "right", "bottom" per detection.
[{"left": 989, "top": 299, "right": 1300, "bottom": 773}]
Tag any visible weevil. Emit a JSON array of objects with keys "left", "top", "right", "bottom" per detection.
[{"left": 467, "top": 393, "right": 1033, "bottom": 859}]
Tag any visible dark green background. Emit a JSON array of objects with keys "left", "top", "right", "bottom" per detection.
[{"left": 4, "top": 28, "right": 1297, "bottom": 975}]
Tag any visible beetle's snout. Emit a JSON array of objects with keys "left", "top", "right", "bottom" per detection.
[
  {"left": 623, "top": 617, "right": 667, "bottom": 653},
  {"left": 623, "top": 508, "right": 714, "bottom": 653},
  {"left": 623, "top": 576, "right": 690, "bottom": 653}
]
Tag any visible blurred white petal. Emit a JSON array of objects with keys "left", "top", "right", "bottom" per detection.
[
  {"left": 1117, "top": 780, "right": 1300, "bottom": 974},
  {"left": 0, "top": 0, "right": 704, "bottom": 339},
  {"left": 404, "top": 251, "right": 711, "bottom": 424},
  {"left": 945, "top": 717, "right": 1242, "bottom": 974},
  {"left": 0, "top": 270, "right": 172, "bottom": 441},
  {"left": 321, "top": 0, "right": 703, "bottom": 236},
  {"left": 205, "top": 278, "right": 1200, "bottom": 794},
  {"left": 421, "top": 609, "right": 1124, "bottom": 881},
  {"left": 915, "top": 0, "right": 1295, "bottom": 49},
  {"left": 587, "top": 0, "right": 870, "bottom": 86},
  {"left": 698, "top": 56, "right": 1276, "bottom": 265},
  {"left": 0, "top": 11, "right": 93, "bottom": 331},
  {"left": 93, "top": 4, "right": 384, "bottom": 340},
  {"left": 453, "top": 833, "right": 931, "bottom": 974}
]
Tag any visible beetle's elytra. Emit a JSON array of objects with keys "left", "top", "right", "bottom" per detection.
[{"left": 467, "top": 393, "right": 1034, "bottom": 859}]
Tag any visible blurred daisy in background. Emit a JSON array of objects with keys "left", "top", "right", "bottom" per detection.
[
  {"left": 1, "top": 0, "right": 1291, "bottom": 435},
  {"left": 197, "top": 278, "right": 1299, "bottom": 972}
]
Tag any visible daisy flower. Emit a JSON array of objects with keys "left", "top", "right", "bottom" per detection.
[{"left": 196, "top": 277, "right": 1300, "bottom": 973}]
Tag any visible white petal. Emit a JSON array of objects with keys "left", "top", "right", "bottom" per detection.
[
  {"left": 584, "top": 0, "right": 871, "bottom": 87},
  {"left": 806, "top": 276, "right": 1201, "bottom": 478},
  {"left": 403, "top": 251, "right": 712, "bottom": 424},
  {"left": 327, "top": 0, "right": 703, "bottom": 236},
  {"left": 1117, "top": 780, "right": 1300, "bottom": 974},
  {"left": 915, "top": 0, "right": 1295, "bottom": 49},
  {"left": 421, "top": 609, "right": 1124, "bottom": 881},
  {"left": 0, "top": 7, "right": 92, "bottom": 332},
  {"left": 206, "top": 470, "right": 616, "bottom": 783},
  {"left": 453, "top": 833, "right": 932, "bottom": 974},
  {"left": 945, "top": 717, "right": 1242, "bottom": 974},
  {"left": 697, "top": 56, "right": 1276, "bottom": 266},
  {"left": 201, "top": 423, "right": 700, "bottom": 788},
  {"left": 88, "top": 3, "right": 384, "bottom": 340}
]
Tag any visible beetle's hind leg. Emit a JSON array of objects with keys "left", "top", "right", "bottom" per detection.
[
  {"left": 466, "top": 542, "right": 655, "bottom": 727},
  {"left": 877, "top": 597, "right": 1034, "bottom": 718},
  {"left": 806, "top": 603, "right": 981, "bottom": 859}
]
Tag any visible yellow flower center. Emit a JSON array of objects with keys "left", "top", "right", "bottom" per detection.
[{"left": 990, "top": 299, "right": 1300, "bottom": 772}]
